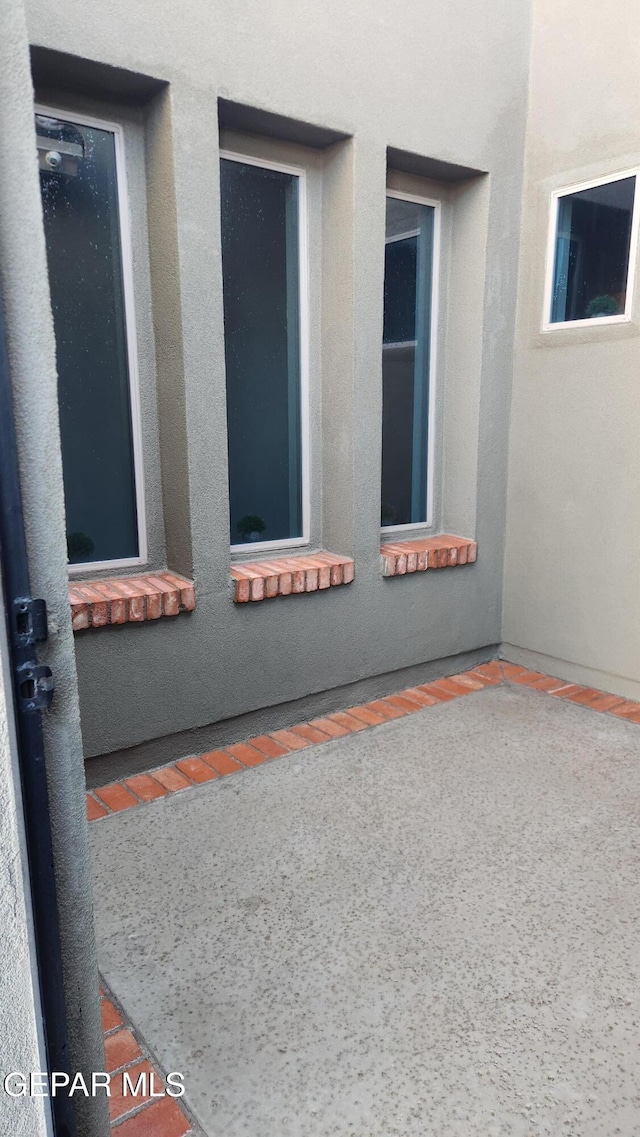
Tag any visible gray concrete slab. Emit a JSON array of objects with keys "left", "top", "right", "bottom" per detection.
[{"left": 90, "top": 684, "right": 640, "bottom": 1137}]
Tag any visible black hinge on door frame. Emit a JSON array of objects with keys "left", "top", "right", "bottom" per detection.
[
  {"left": 0, "top": 292, "right": 74, "bottom": 1137},
  {"left": 13, "top": 598, "right": 54, "bottom": 712}
]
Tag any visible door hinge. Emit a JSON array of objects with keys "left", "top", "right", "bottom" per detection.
[
  {"left": 13, "top": 597, "right": 48, "bottom": 646},
  {"left": 12, "top": 599, "right": 54, "bottom": 712}
]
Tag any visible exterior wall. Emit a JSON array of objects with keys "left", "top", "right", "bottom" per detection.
[
  {"left": 0, "top": 0, "right": 108, "bottom": 1132},
  {"left": 503, "top": 0, "right": 640, "bottom": 697},
  {"left": 0, "top": 587, "right": 50, "bottom": 1137},
  {"left": 25, "top": 0, "right": 531, "bottom": 759}
]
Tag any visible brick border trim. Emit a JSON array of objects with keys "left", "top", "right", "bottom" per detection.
[
  {"left": 231, "top": 552, "right": 354, "bottom": 603},
  {"left": 69, "top": 572, "right": 196, "bottom": 631},
  {"left": 99, "top": 979, "right": 198, "bottom": 1135},
  {"left": 380, "top": 535, "right": 477, "bottom": 577},
  {"left": 86, "top": 660, "right": 640, "bottom": 824}
]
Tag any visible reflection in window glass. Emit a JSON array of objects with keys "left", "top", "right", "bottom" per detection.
[
  {"left": 38, "top": 114, "right": 139, "bottom": 565},
  {"left": 220, "top": 158, "right": 303, "bottom": 547},
  {"left": 551, "top": 176, "right": 636, "bottom": 323},
  {"left": 381, "top": 196, "right": 435, "bottom": 528}
]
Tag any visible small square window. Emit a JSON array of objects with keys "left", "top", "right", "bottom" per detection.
[{"left": 546, "top": 172, "right": 638, "bottom": 328}]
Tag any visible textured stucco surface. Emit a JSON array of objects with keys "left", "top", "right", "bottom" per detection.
[
  {"left": 503, "top": 0, "right": 640, "bottom": 698},
  {"left": 0, "top": 582, "right": 49, "bottom": 1137},
  {"left": 92, "top": 684, "right": 640, "bottom": 1136},
  {"left": 23, "top": 0, "right": 530, "bottom": 759},
  {"left": 0, "top": 0, "right": 108, "bottom": 1132}
]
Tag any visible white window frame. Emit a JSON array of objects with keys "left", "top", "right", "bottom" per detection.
[
  {"left": 36, "top": 103, "right": 147, "bottom": 575},
  {"left": 542, "top": 167, "right": 640, "bottom": 332},
  {"left": 220, "top": 150, "right": 311, "bottom": 556},
  {"left": 381, "top": 188, "right": 441, "bottom": 535}
]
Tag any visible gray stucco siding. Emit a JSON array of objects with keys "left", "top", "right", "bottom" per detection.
[{"left": 25, "top": 0, "right": 531, "bottom": 760}]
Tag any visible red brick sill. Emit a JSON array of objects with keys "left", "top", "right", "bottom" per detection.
[
  {"left": 69, "top": 571, "right": 195, "bottom": 631},
  {"left": 231, "top": 551, "right": 354, "bottom": 603},
  {"left": 381, "top": 534, "right": 477, "bottom": 576}
]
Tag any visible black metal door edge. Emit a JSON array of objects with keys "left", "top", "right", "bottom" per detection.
[{"left": 0, "top": 293, "right": 75, "bottom": 1137}]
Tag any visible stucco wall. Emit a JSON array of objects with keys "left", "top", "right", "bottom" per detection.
[
  {"left": 0, "top": 1, "right": 108, "bottom": 1132},
  {"left": 25, "top": 0, "right": 531, "bottom": 759},
  {"left": 503, "top": 0, "right": 640, "bottom": 696},
  {"left": 0, "top": 590, "right": 50, "bottom": 1137}
]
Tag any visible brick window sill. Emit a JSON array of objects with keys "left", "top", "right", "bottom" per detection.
[
  {"left": 380, "top": 534, "right": 477, "bottom": 577},
  {"left": 69, "top": 571, "right": 196, "bottom": 631},
  {"left": 231, "top": 552, "right": 354, "bottom": 603}
]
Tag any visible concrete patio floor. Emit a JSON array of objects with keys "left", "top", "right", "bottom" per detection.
[{"left": 91, "top": 682, "right": 640, "bottom": 1137}]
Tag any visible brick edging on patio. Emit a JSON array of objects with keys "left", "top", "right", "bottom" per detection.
[
  {"left": 86, "top": 660, "right": 640, "bottom": 823},
  {"left": 99, "top": 980, "right": 197, "bottom": 1135}
]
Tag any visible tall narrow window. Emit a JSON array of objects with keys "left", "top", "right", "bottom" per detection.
[
  {"left": 381, "top": 195, "right": 437, "bottom": 529},
  {"left": 37, "top": 111, "right": 142, "bottom": 568},
  {"left": 220, "top": 155, "right": 305, "bottom": 549},
  {"left": 548, "top": 173, "right": 637, "bottom": 326}
]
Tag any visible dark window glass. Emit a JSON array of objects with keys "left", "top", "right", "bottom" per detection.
[
  {"left": 551, "top": 176, "right": 636, "bottom": 323},
  {"left": 381, "top": 197, "right": 435, "bottom": 528},
  {"left": 220, "top": 158, "right": 302, "bottom": 547},
  {"left": 383, "top": 236, "right": 417, "bottom": 344},
  {"left": 38, "top": 114, "right": 139, "bottom": 565}
]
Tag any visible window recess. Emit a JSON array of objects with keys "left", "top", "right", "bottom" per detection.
[
  {"left": 220, "top": 152, "right": 309, "bottom": 553},
  {"left": 381, "top": 192, "right": 439, "bottom": 531},
  {"left": 36, "top": 106, "right": 146, "bottom": 571}
]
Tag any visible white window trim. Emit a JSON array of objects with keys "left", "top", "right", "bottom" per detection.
[
  {"left": 381, "top": 188, "right": 441, "bottom": 535},
  {"left": 542, "top": 166, "right": 640, "bottom": 332},
  {"left": 386, "top": 228, "right": 420, "bottom": 244},
  {"left": 220, "top": 150, "right": 311, "bottom": 557},
  {"left": 36, "top": 104, "right": 148, "bottom": 575}
]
